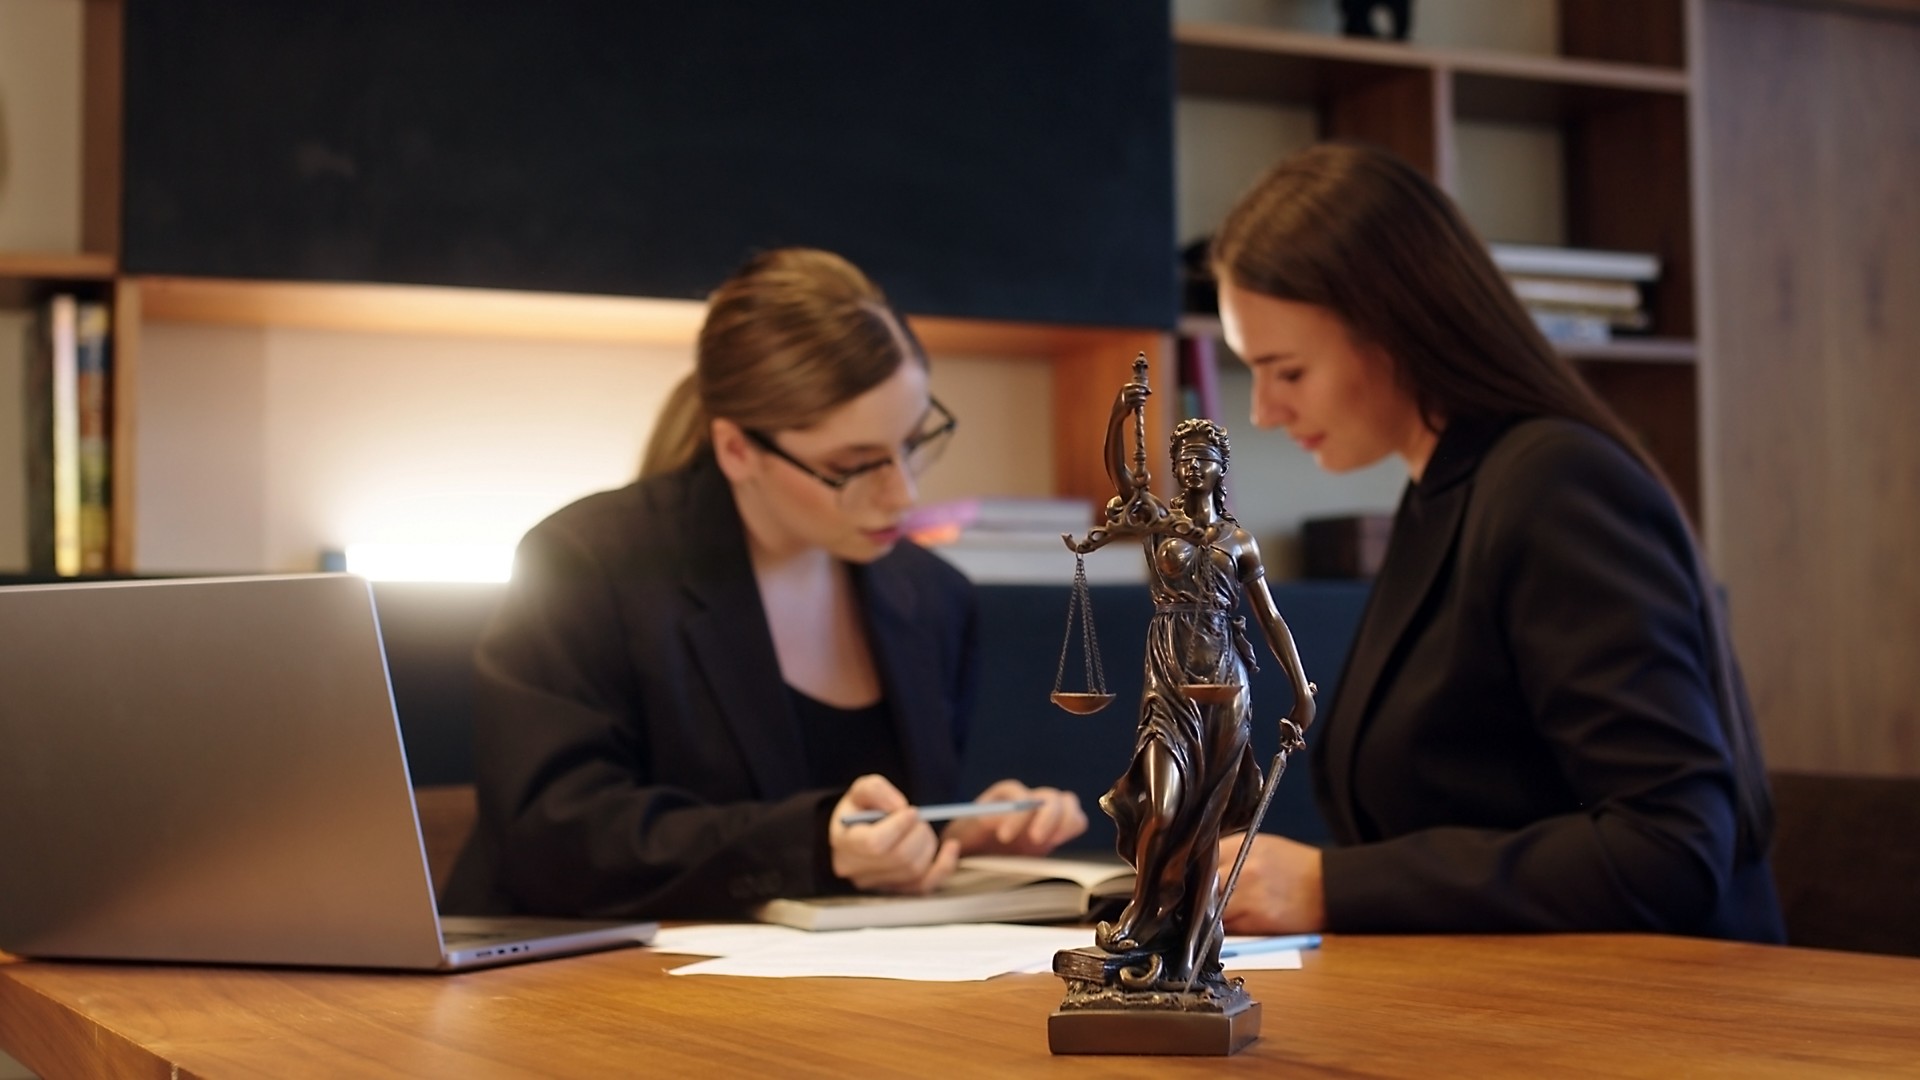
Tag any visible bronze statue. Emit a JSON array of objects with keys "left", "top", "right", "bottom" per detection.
[{"left": 1049, "top": 355, "right": 1315, "bottom": 1056}]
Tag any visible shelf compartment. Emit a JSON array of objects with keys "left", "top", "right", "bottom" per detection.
[
  {"left": 135, "top": 275, "right": 1170, "bottom": 509},
  {"left": 0, "top": 252, "right": 119, "bottom": 307}
]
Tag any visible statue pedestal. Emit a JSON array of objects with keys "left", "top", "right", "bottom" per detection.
[{"left": 1047, "top": 946, "right": 1262, "bottom": 1056}]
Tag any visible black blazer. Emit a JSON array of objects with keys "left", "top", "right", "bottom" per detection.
[
  {"left": 1313, "top": 416, "right": 1784, "bottom": 942},
  {"left": 441, "top": 452, "right": 979, "bottom": 919}
]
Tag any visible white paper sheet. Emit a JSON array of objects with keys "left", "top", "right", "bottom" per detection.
[
  {"left": 657, "top": 924, "right": 1305, "bottom": 980},
  {"left": 664, "top": 924, "right": 1096, "bottom": 981}
]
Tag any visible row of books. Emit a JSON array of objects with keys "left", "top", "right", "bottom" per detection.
[
  {"left": 906, "top": 496, "right": 1145, "bottom": 585},
  {"left": 21, "top": 294, "right": 114, "bottom": 576},
  {"left": 1488, "top": 242, "right": 1661, "bottom": 346}
]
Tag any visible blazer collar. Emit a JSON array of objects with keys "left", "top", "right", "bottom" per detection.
[
  {"left": 1318, "top": 414, "right": 1518, "bottom": 839},
  {"left": 676, "top": 453, "right": 811, "bottom": 799},
  {"left": 675, "top": 451, "right": 956, "bottom": 803},
  {"left": 852, "top": 555, "right": 958, "bottom": 805}
]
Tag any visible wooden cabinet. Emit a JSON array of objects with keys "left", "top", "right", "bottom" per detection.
[{"left": 1173, "top": 0, "right": 1704, "bottom": 523}]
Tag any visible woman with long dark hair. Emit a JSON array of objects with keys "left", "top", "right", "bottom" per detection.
[{"left": 1208, "top": 143, "right": 1782, "bottom": 941}]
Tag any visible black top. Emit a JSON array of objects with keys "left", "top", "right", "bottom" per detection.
[
  {"left": 791, "top": 689, "right": 909, "bottom": 794},
  {"left": 1313, "top": 416, "right": 1785, "bottom": 942},
  {"left": 440, "top": 450, "right": 979, "bottom": 920}
]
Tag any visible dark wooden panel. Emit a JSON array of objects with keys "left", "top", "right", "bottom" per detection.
[
  {"left": 1578, "top": 360, "right": 1699, "bottom": 526},
  {"left": 1325, "top": 67, "right": 1443, "bottom": 180},
  {"left": 1701, "top": 0, "right": 1920, "bottom": 773},
  {"left": 1561, "top": 0, "right": 1687, "bottom": 66},
  {"left": 1567, "top": 94, "right": 1694, "bottom": 338}
]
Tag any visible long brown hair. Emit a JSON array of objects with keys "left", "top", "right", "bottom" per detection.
[
  {"left": 640, "top": 248, "right": 927, "bottom": 477},
  {"left": 1214, "top": 142, "right": 1773, "bottom": 855}
]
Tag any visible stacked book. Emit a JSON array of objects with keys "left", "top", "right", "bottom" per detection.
[
  {"left": 1488, "top": 242, "right": 1660, "bottom": 346},
  {"left": 21, "top": 294, "right": 113, "bottom": 576},
  {"left": 907, "top": 496, "right": 1145, "bottom": 585}
]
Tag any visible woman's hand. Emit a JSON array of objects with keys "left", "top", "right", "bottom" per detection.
[
  {"left": 828, "top": 774, "right": 959, "bottom": 894},
  {"left": 943, "top": 779, "right": 1088, "bottom": 856},
  {"left": 1217, "top": 832, "right": 1327, "bottom": 933}
]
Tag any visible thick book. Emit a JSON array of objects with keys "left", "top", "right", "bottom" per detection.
[
  {"left": 75, "top": 302, "right": 113, "bottom": 575},
  {"left": 928, "top": 533, "right": 1147, "bottom": 585},
  {"left": 1506, "top": 274, "right": 1644, "bottom": 312},
  {"left": 1488, "top": 242, "right": 1660, "bottom": 283},
  {"left": 755, "top": 855, "right": 1134, "bottom": 931},
  {"left": 22, "top": 295, "right": 82, "bottom": 577}
]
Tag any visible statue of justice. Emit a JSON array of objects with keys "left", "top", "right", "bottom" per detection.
[{"left": 1047, "top": 354, "right": 1317, "bottom": 1056}]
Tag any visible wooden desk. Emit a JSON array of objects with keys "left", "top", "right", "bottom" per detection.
[{"left": 2, "top": 934, "right": 1915, "bottom": 1078}]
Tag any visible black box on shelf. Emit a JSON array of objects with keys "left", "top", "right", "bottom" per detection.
[{"left": 1301, "top": 514, "right": 1393, "bottom": 579}]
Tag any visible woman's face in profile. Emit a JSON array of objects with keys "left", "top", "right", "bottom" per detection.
[
  {"left": 740, "top": 360, "right": 934, "bottom": 562},
  {"left": 1219, "top": 281, "right": 1424, "bottom": 475}
]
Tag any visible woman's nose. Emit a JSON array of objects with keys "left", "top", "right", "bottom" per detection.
[
  {"left": 1250, "top": 388, "right": 1291, "bottom": 430},
  {"left": 877, "top": 459, "right": 918, "bottom": 510}
]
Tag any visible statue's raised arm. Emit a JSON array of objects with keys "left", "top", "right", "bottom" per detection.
[{"left": 1065, "top": 355, "right": 1171, "bottom": 556}]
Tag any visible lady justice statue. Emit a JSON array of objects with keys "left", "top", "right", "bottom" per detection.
[{"left": 1049, "top": 356, "right": 1316, "bottom": 1056}]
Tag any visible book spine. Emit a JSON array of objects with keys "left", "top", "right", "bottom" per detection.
[
  {"left": 48, "top": 295, "right": 83, "bottom": 577},
  {"left": 21, "top": 307, "right": 56, "bottom": 575},
  {"left": 76, "top": 301, "right": 113, "bottom": 575}
]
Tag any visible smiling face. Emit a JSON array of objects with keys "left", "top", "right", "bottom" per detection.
[
  {"left": 715, "top": 359, "right": 934, "bottom": 563},
  {"left": 1218, "top": 280, "right": 1436, "bottom": 478}
]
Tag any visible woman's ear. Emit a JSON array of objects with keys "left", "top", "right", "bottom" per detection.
[{"left": 710, "top": 417, "right": 758, "bottom": 482}]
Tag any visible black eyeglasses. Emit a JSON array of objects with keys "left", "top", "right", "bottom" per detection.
[{"left": 744, "top": 398, "right": 957, "bottom": 499}]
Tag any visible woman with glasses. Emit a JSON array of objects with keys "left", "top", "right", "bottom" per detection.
[{"left": 443, "top": 248, "right": 1086, "bottom": 920}]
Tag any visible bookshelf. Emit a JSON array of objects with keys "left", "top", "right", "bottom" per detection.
[
  {"left": 0, "top": 0, "right": 1169, "bottom": 574},
  {"left": 1173, "top": 0, "right": 1704, "bottom": 523},
  {"left": 4, "top": 1, "right": 1707, "bottom": 573},
  {"left": 0, "top": 0, "right": 138, "bottom": 574}
]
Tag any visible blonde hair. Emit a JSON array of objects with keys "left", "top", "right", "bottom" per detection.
[{"left": 640, "top": 248, "right": 926, "bottom": 477}]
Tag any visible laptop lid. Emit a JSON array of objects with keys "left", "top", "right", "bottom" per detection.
[{"left": 0, "top": 574, "right": 651, "bottom": 970}]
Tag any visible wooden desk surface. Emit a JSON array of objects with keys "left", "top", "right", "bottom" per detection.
[{"left": 3, "top": 934, "right": 1916, "bottom": 1078}]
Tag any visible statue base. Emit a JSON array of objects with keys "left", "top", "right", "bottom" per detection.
[{"left": 1047, "top": 946, "right": 1262, "bottom": 1056}]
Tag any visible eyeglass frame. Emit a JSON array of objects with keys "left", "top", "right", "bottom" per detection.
[{"left": 742, "top": 397, "right": 957, "bottom": 493}]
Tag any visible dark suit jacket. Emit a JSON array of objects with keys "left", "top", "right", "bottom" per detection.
[
  {"left": 440, "top": 451, "right": 978, "bottom": 919},
  {"left": 1313, "top": 416, "right": 1784, "bottom": 942}
]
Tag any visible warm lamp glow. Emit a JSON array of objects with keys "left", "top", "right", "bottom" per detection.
[{"left": 343, "top": 543, "right": 515, "bottom": 583}]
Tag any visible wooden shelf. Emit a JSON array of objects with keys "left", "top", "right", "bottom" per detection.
[
  {"left": 136, "top": 275, "right": 1159, "bottom": 360},
  {"left": 1179, "top": 313, "right": 1694, "bottom": 366},
  {"left": 0, "top": 251, "right": 119, "bottom": 307},
  {"left": 0, "top": 251, "right": 118, "bottom": 280},
  {"left": 1175, "top": 22, "right": 1689, "bottom": 108}
]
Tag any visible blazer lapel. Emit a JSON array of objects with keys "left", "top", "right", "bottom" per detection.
[
  {"left": 858, "top": 559, "right": 960, "bottom": 805},
  {"left": 677, "top": 460, "right": 810, "bottom": 800},
  {"left": 1318, "top": 416, "right": 1513, "bottom": 840}
]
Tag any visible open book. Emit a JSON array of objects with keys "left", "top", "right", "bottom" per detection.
[{"left": 754, "top": 855, "right": 1135, "bottom": 932}]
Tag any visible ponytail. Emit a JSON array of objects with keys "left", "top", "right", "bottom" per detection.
[{"left": 639, "top": 371, "right": 708, "bottom": 479}]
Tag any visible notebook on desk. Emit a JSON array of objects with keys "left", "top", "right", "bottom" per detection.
[{"left": 0, "top": 573, "right": 656, "bottom": 971}]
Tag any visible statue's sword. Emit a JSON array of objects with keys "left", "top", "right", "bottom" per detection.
[{"left": 1184, "top": 715, "right": 1309, "bottom": 994}]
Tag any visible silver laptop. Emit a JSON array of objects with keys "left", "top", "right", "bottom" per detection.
[{"left": 0, "top": 573, "right": 656, "bottom": 971}]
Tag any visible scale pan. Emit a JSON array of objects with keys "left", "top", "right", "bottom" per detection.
[
  {"left": 1051, "top": 692, "right": 1116, "bottom": 715},
  {"left": 1179, "top": 683, "right": 1241, "bottom": 704}
]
